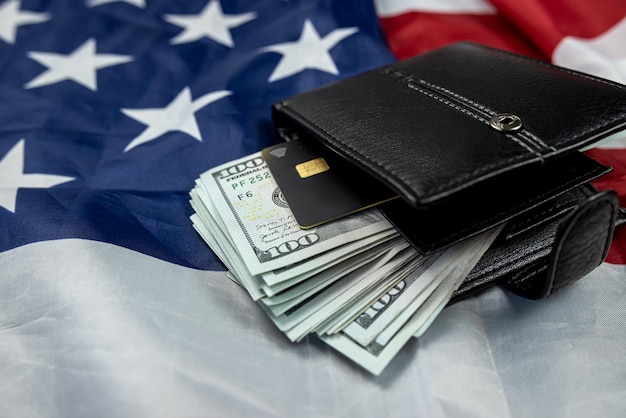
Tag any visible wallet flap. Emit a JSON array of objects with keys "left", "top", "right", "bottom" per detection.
[
  {"left": 272, "top": 42, "right": 626, "bottom": 208},
  {"left": 380, "top": 152, "right": 609, "bottom": 254}
]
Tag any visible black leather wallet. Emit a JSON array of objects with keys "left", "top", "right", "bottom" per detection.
[{"left": 271, "top": 42, "right": 626, "bottom": 301}]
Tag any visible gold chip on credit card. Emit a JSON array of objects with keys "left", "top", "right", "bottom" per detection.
[
  {"left": 262, "top": 138, "right": 397, "bottom": 228},
  {"left": 295, "top": 158, "right": 329, "bottom": 178}
]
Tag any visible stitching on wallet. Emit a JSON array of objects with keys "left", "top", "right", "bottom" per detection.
[
  {"left": 405, "top": 83, "right": 488, "bottom": 125},
  {"left": 384, "top": 70, "right": 550, "bottom": 154},
  {"left": 405, "top": 84, "right": 543, "bottom": 158},
  {"left": 417, "top": 79, "right": 493, "bottom": 116},
  {"left": 508, "top": 199, "right": 578, "bottom": 232},
  {"left": 381, "top": 70, "right": 544, "bottom": 158},
  {"left": 504, "top": 133, "right": 543, "bottom": 157},
  {"left": 417, "top": 78, "right": 555, "bottom": 151},
  {"left": 517, "top": 131, "right": 549, "bottom": 151},
  {"left": 422, "top": 75, "right": 620, "bottom": 154},
  {"left": 281, "top": 101, "right": 534, "bottom": 199},
  {"left": 519, "top": 130, "right": 553, "bottom": 151}
]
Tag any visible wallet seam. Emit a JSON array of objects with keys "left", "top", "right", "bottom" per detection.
[
  {"left": 506, "top": 198, "right": 578, "bottom": 237},
  {"left": 381, "top": 69, "right": 546, "bottom": 158},
  {"left": 461, "top": 43, "right": 626, "bottom": 149},
  {"left": 279, "top": 102, "right": 536, "bottom": 201},
  {"left": 425, "top": 83, "right": 554, "bottom": 153},
  {"left": 276, "top": 41, "right": 625, "bottom": 205},
  {"left": 404, "top": 83, "right": 542, "bottom": 157},
  {"left": 381, "top": 65, "right": 624, "bottom": 154},
  {"left": 410, "top": 75, "right": 553, "bottom": 152}
]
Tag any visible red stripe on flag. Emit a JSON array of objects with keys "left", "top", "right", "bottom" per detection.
[
  {"left": 379, "top": 11, "right": 544, "bottom": 59},
  {"left": 491, "top": 0, "right": 626, "bottom": 57},
  {"left": 378, "top": 0, "right": 626, "bottom": 62}
]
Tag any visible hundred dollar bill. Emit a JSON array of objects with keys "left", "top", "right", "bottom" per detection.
[
  {"left": 191, "top": 183, "right": 396, "bottom": 300},
  {"left": 261, "top": 238, "right": 406, "bottom": 314},
  {"left": 189, "top": 150, "right": 505, "bottom": 375},
  {"left": 320, "top": 225, "right": 502, "bottom": 375},
  {"left": 265, "top": 246, "right": 420, "bottom": 342},
  {"left": 259, "top": 229, "right": 398, "bottom": 288},
  {"left": 190, "top": 191, "right": 267, "bottom": 300},
  {"left": 333, "top": 252, "right": 446, "bottom": 346},
  {"left": 198, "top": 152, "right": 393, "bottom": 276},
  {"left": 193, "top": 188, "right": 395, "bottom": 297},
  {"left": 314, "top": 256, "right": 425, "bottom": 336}
]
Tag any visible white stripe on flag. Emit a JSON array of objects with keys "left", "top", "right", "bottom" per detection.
[
  {"left": 374, "top": 0, "right": 496, "bottom": 17},
  {"left": 1, "top": 239, "right": 625, "bottom": 417},
  {"left": 553, "top": 16, "right": 626, "bottom": 84}
]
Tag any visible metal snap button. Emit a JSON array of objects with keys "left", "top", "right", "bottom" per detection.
[{"left": 490, "top": 113, "right": 523, "bottom": 132}]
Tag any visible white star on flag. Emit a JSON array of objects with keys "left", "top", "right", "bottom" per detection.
[
  {"left": 164, "top": 0, "right": 256, "bottom": 47},
  {"left": 24, "top": 38, "right": 133, "bottom": 91},
  {"left": 0, "top": 139, "right": 75, "bottom": 213},
  {"left": 87, "top": 0, "right": 146, "bottom": 8},
  {"left": 259, "top": 19, "right": 358, "bottom": 82},
  {"left": 121, "top": 88, "right": 232, "bottom": 152},
  {"left": 0, "top": 0, "right": 50, "bottom": 44}
]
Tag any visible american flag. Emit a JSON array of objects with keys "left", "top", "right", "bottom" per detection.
[
  {"left": 0, "top": 0, "right": 395, "bottom": 269},
  {"left": 2, "top": 0, "right": 625, "bottom": 268},
  {"left": 1, "top": 1, "right": 625, "bottom": 416}
]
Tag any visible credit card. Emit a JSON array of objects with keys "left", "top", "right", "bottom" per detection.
[{"left": 263, "top": 138, "right": 397, "bottom": 228}]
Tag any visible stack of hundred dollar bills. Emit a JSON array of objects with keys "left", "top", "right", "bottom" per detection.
[{"left": 189, "top": 152, "right": 501, "bottom": 375}]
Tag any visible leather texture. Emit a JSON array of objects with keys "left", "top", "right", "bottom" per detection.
[
  {"left": 271, "top": 42, "right": 626, "bottom": 300},
  {"left": 452, "top": 185, "right": 618, "bottom": 300},
  {"left": 503, "top": 188, "right": 618, "bottom": 299},
  {"left": 273, "top": 42, "right": 626, "bottom": 207},
  {"left": 379, "top": 152, "right": 608, "bottom": 254}
]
